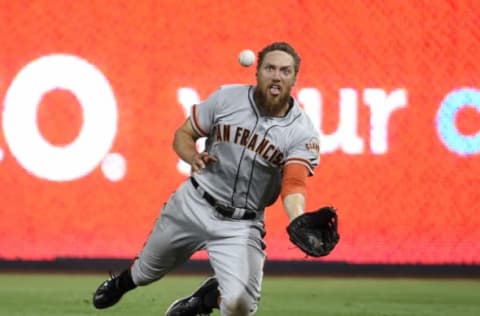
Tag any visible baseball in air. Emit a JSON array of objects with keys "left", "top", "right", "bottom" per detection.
[{"left": 238, "top": 49, "right": 256, "bottom": 67}]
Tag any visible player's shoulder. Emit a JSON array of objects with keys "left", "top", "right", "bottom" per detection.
[
  {"left": 204, "top": 84, "right": 251, "bottom": 104},
  {"left": 285, "top": 100, "right": 319, "bottom": 139},
  {"left": 291, "top": 100, "right": 316, "bottom": 128},
  {"left": 210, "top": 84, "right": 253, "bottom": 108},
  {"left": 217, "top": 84, "right": 252, "bottom": 96}
]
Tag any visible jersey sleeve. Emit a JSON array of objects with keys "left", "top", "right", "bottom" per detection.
[
  {"left": 284, "top": 130, "right": 320, "bottom": 176},
  {"left": 189, "top": 89, "right": 221, "bottom": 137}
]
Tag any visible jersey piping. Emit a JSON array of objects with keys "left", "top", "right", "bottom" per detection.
[{"left": 191, "top": 104, "right": 209, "bottom": 137}]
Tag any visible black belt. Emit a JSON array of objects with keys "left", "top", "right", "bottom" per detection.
[{"left": 190, "top": 177, "right": 257, "bottom": 220}]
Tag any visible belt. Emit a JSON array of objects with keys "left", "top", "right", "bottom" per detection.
[{"left": 190, "top": 177, "right": 257, "bottom": 220}]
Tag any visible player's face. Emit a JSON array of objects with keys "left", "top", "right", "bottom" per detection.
[{"left": 255, "top": 50, "right": 296, "bottom": 116}]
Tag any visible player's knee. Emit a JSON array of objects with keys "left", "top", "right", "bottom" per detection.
[{"left": 221, "top": 292, "right": 257, "bottom": 316}]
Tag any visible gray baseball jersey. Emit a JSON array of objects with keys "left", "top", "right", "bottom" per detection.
[
  {"left": 191, "top": 84, "right": 319, "bottom": 211},
  {"left": 130, "top": 84, "right": 320, "bottom": 315}
]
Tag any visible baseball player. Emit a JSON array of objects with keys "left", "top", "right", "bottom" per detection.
[{"left": 92, "top": 41, "right": 320, "bottom": 316}]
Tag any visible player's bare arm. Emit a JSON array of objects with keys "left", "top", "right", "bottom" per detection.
[
  {"left": 283, "top": 193, "right": 305, "bottom": 220},
  {"left": 173, "top": 119, "right": 217, "bottom": 173}
]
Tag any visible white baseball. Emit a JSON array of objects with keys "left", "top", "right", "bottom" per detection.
[{"left": 238, "top": 49, "right": 256, "bottom": 67}]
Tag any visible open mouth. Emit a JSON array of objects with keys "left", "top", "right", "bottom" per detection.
[{"left": 269, "top": 84, "right": 281, "bottom": 96}]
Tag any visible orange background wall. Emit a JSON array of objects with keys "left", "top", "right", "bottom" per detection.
[{"left": 0, "top": 0, "right": 479, "bottom": 263}]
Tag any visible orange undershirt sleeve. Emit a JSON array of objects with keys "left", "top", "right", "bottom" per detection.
[{"left": 280, "top": 163, "right": 309, "bottom": 198}]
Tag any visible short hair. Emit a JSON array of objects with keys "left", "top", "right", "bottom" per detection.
[{"left": 256, "top": 42, "right": 301, "bottom": 75}]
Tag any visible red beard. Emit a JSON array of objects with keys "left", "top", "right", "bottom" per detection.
[{"left": 254, "top": 86, "right": 291, "bottom": 116}]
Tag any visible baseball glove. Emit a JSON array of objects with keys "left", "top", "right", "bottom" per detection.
[{"left": 286, "top": 206, "right": 340, "bottom": 257}]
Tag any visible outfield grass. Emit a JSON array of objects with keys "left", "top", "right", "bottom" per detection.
[{"left": 0, "top": 273, "right": 479, "bottom": 315}]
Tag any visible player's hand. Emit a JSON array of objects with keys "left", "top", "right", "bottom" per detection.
[{"left": 190, "top": 152, "right": 217, "bottom": 174}]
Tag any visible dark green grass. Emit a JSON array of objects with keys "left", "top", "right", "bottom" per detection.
[{"left": 0, "top": 273, "right": 479, "bottom": 315}]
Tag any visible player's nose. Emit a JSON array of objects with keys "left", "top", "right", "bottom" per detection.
[{"left": 271, "top": 69, "right": 282, "bottom": 80}]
